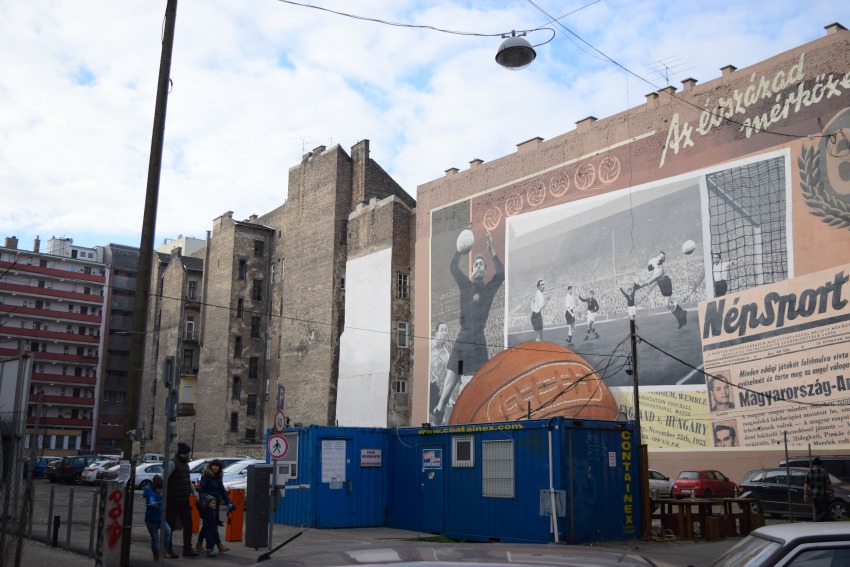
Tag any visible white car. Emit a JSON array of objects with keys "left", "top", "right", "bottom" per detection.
[
  {"left": 648, "top": 469, "right": 674, "bottom": 498},
  {"left": 134, "top": 462, "right": 165, "bottom": 489},
  {"left": 80, "top": 460, "right": 120, "bottom": 485},
  {"left": 220, "top": 459, "right": 266, "bottom": 484},
  {"left": 711, "top": 522, "right": 850, "bottom": 567},
  {"left": 187, "top": 456, "right": 252, "bottom": 483}
]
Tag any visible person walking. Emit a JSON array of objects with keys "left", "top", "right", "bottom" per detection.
[
  {"left": 803, "top": 457, "right": 835, "bottom": 521},
  {"left": 165, "top": 442, "right": 200, "bottom": 557},
  {"left": 195, "top": 459, "right": 235, "bottom": 554},
  {"left": 144, "top": 475, "right": 175, "bottom": 560},
  {"left": 198, "top": 495, "right": 221, "bottom": 557}
]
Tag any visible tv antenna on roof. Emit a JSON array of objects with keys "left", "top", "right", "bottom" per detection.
[{"left": 644, "top": 56, "right": 695, "bottom": 87}]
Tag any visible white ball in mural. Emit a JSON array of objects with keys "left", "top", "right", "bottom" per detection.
[
  {"left": 682, "top": 239, "right": 696, "bottom": 255},
  {"left": 456, "top": 229, "right": 474, "bottom": 254}
]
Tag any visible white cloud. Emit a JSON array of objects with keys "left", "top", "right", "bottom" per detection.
[{"left": 1, "top": 0, "right": 846, "bottom": 248}]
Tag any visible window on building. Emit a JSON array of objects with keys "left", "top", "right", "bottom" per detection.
[
  {"left": 251, "top": 316, "right": 260, "bottom": 338},
  {"left": 230, "top": 412, "right": 239, "bottom": 433},
  {"left": 248, "top": 357, "right": 259, "bottom": 379},
  {"left": 40, "top": 259, "right": 48, "bottom": 267},
  {"left": 253, "top": 240, "right": 264, "bottom": 258},
  {"left": 231, "top": 376, "right": 241, "bottom": 400},
  {"left": 396, "top": 322, "right": 410, "bottom": 348},
  {"left": 340, "top": 221, "right": 348, "bottom": 244},
  {"left": 452, "top": 436, "right": 474, "bottom": 468},
  {"left": 393, "top": 380, "right": 407, "bottom": 394},
  {"left": 83, "top": 287, "right": 91, "bottom": 295},
  {"left": 396, "top": 272, "right": 410, "bottom": 299},
  {"left": 187, "top": 280, "right": 197, "bottom": 300},
  {"left": 38, "top": 280, "right": 46, "bottom": 288},
  {"left": 185, "top": 316, "right": 195, "bottom": 340},
  {"left": 183, "top": 348, "right": 194, "bottom": 371},
  {"left": 116, "top": 392, "right": 124, "bottom": 405},
  {"left": 238, "top": 260, "right": 247, "bottom": 280},
  {"left": 247, "top": 394, "right": 257, "bottom": 416},
  {"left": 237, "top": 298, "right": 244, "bottom": 319},
  {"left": 234, "top": 336, "right": 242, "bottom": 358},
  {"left": 482, "top": 440, "right": 515, "bottom": 498},
  {"left": 252, "top": 279, "right": 263, "bottom": 301}
]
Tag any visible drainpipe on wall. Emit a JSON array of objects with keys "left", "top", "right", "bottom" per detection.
[{"left": 547, "top": 419, "right": 560, "bottom": 543}]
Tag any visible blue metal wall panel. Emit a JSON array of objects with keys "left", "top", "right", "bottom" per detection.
[{"left": 272, "top": 426, "right": 388, "bottom": 528}]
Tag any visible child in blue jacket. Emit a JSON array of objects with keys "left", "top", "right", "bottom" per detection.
[{"left": 144, "top": 475, "right": 174, "bottom": 559}]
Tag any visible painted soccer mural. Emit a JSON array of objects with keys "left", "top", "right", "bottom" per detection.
[{"left": 420, "top": 29, "right": 850, "bottom": 453}]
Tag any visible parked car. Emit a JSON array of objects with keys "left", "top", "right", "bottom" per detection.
[
  {"left": 780, "top": 455, "right": 850, "bottom": 483},
  {"left": 738, "top": 467, "right": 850, "bottom": 521},
  {"left": 648, "top": 469, "right": 674, "bottom": 498},
  {"left": 134, "top": 462, "right": 165, "bottom": 489},
  {"left": 188, "top": 456, "right": 252, "bottom": 483},
  {"left": 711, "top": 522, "right": 850, "bottom": 567},
  {"left": 47, "top": 455, "right": 113, "bottom": 484},
  {"left": 28, "top": 456, "right": 61, "bottom": 479},
  {"left": 672, "top": 470, "right": 737, "bottom": 499},
  {"left": 80, "top": 460, "right": 120, "bottom": 484},
  {"left": 220, "top": 459, "right": 266, "bottom": 485}
]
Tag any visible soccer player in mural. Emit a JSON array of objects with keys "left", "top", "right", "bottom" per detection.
[
  {"left": 636, "top": 251, "right": 687, "bottom": 328},
  {"left": 712, "top": 251, "right": 736, "bottom": 297},
  {"left": 564, "top": 285, "right": 576, "bottom": 346},
  {"left": 429, "top": 322, "right": 450, "bottom": 422},
  {"left": 713, "top": 423, "right": 738, "bottom": 447},
  {"left": 531, "top": 279, "right": 549, "bottom": 341},
  {"left": 433, "top": 229, "right": 504, "bottom": 425},
  {"left": 619, "top": 284, "right": 638, "bottom": 320},
  {"left": 707, "top": 374, "right": 736, "bottom": 411},
  {"left": 578, "top": 290, "right": 600, "bottom": 340}
]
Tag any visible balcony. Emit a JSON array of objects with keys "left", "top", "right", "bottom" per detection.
[
  {"left": 30, "top": 394, "right": 95, "bottom": 407},
  {"left": 33, "top": 351, "right": 99, "bottom": 366},
  {"left": 0, "top": 326, "right": 100, "bottom": 344},
  {"left": 26, "top": 416, "right": 93, "bottom": 427},
  {"left": 0, "top": 260, "right": 106, "bottom": 284},
  {"left": 181, "top": 367, "right": 199, "bottom": 376},
  {"left": 0, "top": 304, "right": 101, "bottom": 324},
  {"left": 178, "top": 403, "right": 195, "bottom": 416},
  {"left": 0, "top": 282, "right": 104, "bottom": 305},
  {"left": 32, "top": 373, "right": 97, "bottom": 386}
]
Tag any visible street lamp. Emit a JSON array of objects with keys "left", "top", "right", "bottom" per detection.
[{"left": 495, "top": 31, "right": 536, "bottom": 70}]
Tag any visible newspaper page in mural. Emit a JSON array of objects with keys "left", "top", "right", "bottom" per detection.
[{"left": 698, "top": 263, "right": 850, "bottom": 448}]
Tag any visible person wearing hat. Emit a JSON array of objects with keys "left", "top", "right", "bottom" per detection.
[{"left": 164, "top": 442, "right": 200, "bottom": 557}]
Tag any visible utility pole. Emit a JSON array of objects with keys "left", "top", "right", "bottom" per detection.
[
  {"left": 122, "top": 1, "right": 179, "bottom": 565},
  {"left": 629, "top": 318, "right": 650, "bottom": 539}
]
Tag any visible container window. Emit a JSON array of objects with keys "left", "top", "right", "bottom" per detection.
[
  {"left": 482, "top": 440, "right": 514, "bottom": 498},
  {"left": 452, "top": 436, "right": 474, "bottom": 468}
]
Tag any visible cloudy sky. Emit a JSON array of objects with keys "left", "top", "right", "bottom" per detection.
[{"left": 1, "top": 0, "right": 847, "bottom": 251}]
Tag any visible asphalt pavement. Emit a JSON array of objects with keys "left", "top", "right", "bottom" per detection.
[{"left": 19, "top": 521, "right": 741, "bottom": 567}]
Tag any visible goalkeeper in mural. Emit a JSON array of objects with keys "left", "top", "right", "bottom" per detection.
[
  {"left": 636, "top": 251, "right": 688, "bottom": 328},
  {"left": 433, "top": 229, "right": 504, "bottom": 425}
]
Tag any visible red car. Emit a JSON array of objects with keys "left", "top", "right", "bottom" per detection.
[{"left": 672, "top": 470, "right": 737, "bottom": 499}]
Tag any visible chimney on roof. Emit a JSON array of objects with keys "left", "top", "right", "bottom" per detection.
[
  {"left": 469, "top": 159, "right": 483, "bottom": 171},
  {"left": 517, "top": 137, "right": 543, "bottom": 154},
  {"left": 248, "top": 214, "right": 258, "bottom": 223},
  {"left": 4, "top": 236, "right": 18, "bottom": 250},
  {"left": 575, "top": 117, "right": 597, "bottom": 134},
  {"left": 721, "top": 64, "right": 737, "bottom": 77},
  {"left": 34, "top": 236, "right": 40, "bottom": 253},
  {"left": 645, "top": 92, "right": 659, "bottom": 108},
  {"left": 681, "top": 78, "right": 698, "bottom": 91},
  {"left": 445, "top": 167, "right": 459, "bottom": 177},
  {"left": 825, "top": 22, "right": 847, "bottom": 35},
  {"left": 658, "top": 86, "right": 677, "bottom": 97}
]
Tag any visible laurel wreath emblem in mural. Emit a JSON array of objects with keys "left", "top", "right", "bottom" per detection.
[{"left": 799, "top": 144, "right": 850, "bottom": 230}]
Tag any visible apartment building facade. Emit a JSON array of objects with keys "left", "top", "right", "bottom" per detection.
[{"left": 0, "top": 236, "right": 107, "bottom": 454}]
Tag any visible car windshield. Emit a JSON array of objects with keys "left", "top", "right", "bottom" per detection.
[
  {"left": 223, "top": 461, "right": 248, "bottom": 473},
  {"left": 711, "top": 535, "right": 781, "bottom": 567}
]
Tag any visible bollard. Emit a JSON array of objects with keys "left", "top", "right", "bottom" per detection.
[
  {"left": 89, "top": 489, "right": 99, "bottom": 556},
  {"left": 190, "top": 495, "right": 200, "bottom": 533},
  {"left": 52, "top": 516, "right": 60, "bottom": 547},
  {"left": 66, "top": 487, "right": 75, "bottom": 548},
  {"left": 47, "top": 486, "right": 55, "bottom": 542},
  {"left": 225, "top": 489, "right": 245, "bottom": 542}
]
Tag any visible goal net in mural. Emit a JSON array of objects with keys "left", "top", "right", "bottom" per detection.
[{"left": 706, "top": 156, "right": 788, "bottom": 296}]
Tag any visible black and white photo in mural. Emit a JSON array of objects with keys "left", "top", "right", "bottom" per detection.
[{"left": 429, "top": 202, "right": 505, "bottom": 424}]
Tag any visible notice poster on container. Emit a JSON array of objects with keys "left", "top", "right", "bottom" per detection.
[
  {"left": 697, "top": 263, "right": 850, "bottom": 448},
  {"left": 321, "top": 439, "right": 346, "bottom": 483}
]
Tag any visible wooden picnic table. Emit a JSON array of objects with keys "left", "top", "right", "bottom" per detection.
[{"left": 652, "top": 497, "right": 763, "bottom": 540}]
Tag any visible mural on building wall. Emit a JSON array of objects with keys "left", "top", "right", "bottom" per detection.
[{"left": 429, "top": 137, "right": 849, "bottom": 448}]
